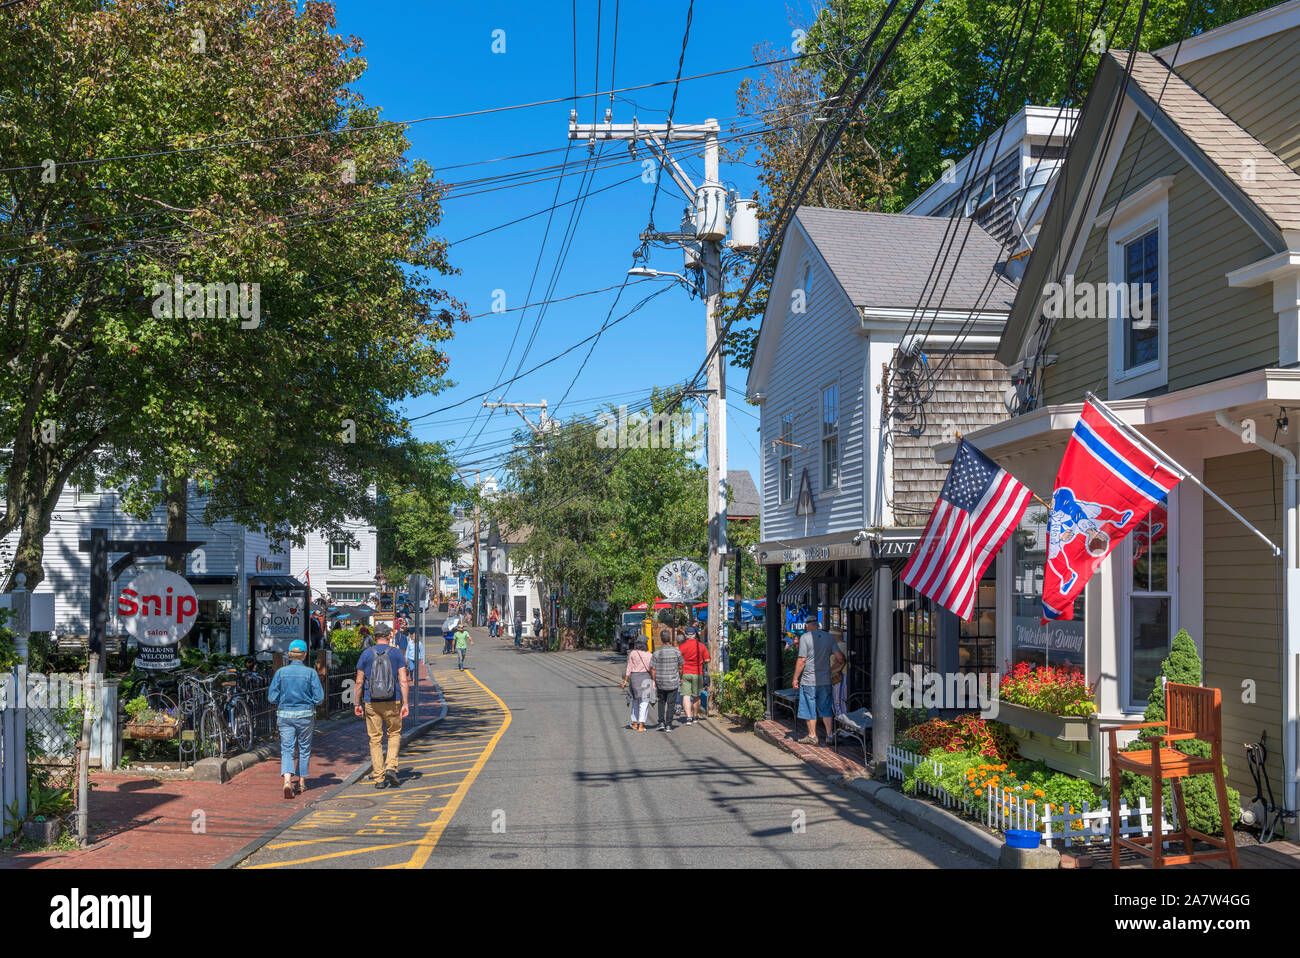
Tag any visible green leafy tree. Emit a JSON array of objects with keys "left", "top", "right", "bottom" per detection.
[
  {"left": 376, "top": 441, "right": 464, "bottom": 582},
  {"left": 489, "top": 393, "right": 707, "bottom": 645},
  {"left": 724, "top": 0, "right": 1279, "bottom": 370},
  {"left": 1120, "top": 629, "right": 1240, "bottom": 836},
  {"left": 0, "top": 0, "right": 463, "bottom": 589}
]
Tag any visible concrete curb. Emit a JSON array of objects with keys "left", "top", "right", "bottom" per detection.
[
  {"left": 214, "top": 678, "right": 449, "bottom": 870},
  {"left": 753, "top": 722, "right": 1005, "bottom": 865},
  {"left": 843, "top": 777, "right": 1005, "bottom": 865}
]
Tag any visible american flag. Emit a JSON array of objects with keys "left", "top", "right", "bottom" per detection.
[{"left": 901, "top": 439, "right": 1032, "bottom": 620}]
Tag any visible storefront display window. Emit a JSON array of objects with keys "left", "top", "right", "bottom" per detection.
[
  {"left": 895, "top": 578, "right": 937, "bottom": 676},
  {"left": 1011, "top": 505, "right": 1085, "bottom": 670},
  {"left": 958, "top": 566, "right": 996, "bottom": 674}
]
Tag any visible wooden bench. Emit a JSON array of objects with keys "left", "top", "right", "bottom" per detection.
[{"left": 55, "top": 634, "right": 125, "bottom": 656}]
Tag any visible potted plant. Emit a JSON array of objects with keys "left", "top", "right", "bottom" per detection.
[
  {"left": 122, "top": 695, "right": 180, "bottom": 740},
  {"left": 18, "top": 781, "right": 72, "bottom": 845}
]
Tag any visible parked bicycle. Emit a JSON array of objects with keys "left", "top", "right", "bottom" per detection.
[{"left": 179, "top": 670, "right": 254, "bottom": 758}]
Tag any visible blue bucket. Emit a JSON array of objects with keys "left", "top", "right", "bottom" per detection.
[{"left": 1005, "top": 829, "right": 1041, "bottom": 849}]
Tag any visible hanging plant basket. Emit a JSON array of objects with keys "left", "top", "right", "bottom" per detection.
[{"left": 124, "top": 720, "right": 180, "bottom": 740}]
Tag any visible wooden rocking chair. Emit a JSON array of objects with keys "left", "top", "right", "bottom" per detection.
[{"left": 1104, "top": 683, "right": 1238, "bottom": 869}]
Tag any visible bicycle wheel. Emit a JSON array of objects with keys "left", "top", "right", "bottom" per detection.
[
  {"left": 228, "top": 698, "right": 254, "bottom": 753},
  {"left": 198, "top": 707, "right": 224, "bottom": 758}
]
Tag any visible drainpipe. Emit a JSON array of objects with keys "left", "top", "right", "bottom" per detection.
[{"left": 1216, "top": 409, "right": 1299, "bottom": 819}]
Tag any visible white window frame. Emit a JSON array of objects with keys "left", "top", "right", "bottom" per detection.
[
  {"left": 1121, "top": 487, "right": 1178, "bottom": 713},
  {"left": 779, "top": 412, "right": 794, "bottom": 504},
  {"left": 1105, "top": 176, "right": 1172, "bottom": 399},
  {"left": 821, "top": 384, "right": 840, "bottom": 492},
  {"left": 329, "top": 539, "right": 350, "bottom": 570},
  {"left": 73, "top": 484, "right": 102, "bottom": 507}
]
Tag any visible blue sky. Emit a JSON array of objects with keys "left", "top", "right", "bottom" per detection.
[{"left": 331, "top": 0, "right": 817, "bottom": 492}]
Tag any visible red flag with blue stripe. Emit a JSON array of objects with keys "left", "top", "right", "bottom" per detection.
[{"left": 1041, "top": 401, "right": 1182, "bottom": 623}]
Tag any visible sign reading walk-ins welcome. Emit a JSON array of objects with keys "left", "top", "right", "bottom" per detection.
[{"left": 116, "top": 570, "right": 198, "bottom": 670}]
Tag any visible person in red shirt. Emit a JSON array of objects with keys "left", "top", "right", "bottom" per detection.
[{"left": 677, "top": 626, "right": 710, "bottom": 725}]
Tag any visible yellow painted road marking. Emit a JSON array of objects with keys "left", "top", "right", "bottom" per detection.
[
  {"left": 267, "top": 835, "right": 355, "bottom": 851},
  {"left": 402, "top": 670, "right": 511, "bottom": 869},
  {"left": 246, "top": 840, "right": 421, "bottom": 868}
]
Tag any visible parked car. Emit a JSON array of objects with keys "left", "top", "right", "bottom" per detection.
[{"left": 612, "top": 610, "right": 647, "bottom": 653}]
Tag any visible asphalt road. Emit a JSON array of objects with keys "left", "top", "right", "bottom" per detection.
[{"left": 245, "top": 626, "right": 986, "bottom": 869}]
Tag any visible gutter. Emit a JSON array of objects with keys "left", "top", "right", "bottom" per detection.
[{"left": 1215, "top": 409, "right": 1299, "bottom": 818}]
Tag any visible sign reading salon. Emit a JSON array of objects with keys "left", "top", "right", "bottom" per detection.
[{"left": 116, "top": 570, "right": 198, "bottom": 670}]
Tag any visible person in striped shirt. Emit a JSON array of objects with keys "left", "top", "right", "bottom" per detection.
[{"left": 651, "top": 630, "right": 686, "bottom": 731}]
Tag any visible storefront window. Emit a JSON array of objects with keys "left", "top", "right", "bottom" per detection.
[
  {"left": 959, "top": 566, "right": 996, "bottom": 674},
  {"left": 194, "top": 599, "right": 232, "bottom": 655},
  {"left": 1011, "top": 505, "right": 1085, "bottom": 670},
  {"left": 895, "top": 578, "right": 937, "bottom": 676},
  {"left": 1129, "top": 497, "right": 1170, "bottom": 706}
]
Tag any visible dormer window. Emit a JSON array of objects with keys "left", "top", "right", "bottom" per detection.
[{"left": 965, "top": 176, "right": 995, "bottom": 216}]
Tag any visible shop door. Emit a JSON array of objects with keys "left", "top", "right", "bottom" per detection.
[{"left": 513, "top": 595, "right": 527, "bottom": 620}]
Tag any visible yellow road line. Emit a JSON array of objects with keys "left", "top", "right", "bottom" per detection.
[
  {"left": 402, "top": 670, "right": 511, "bottom": 869},
  {"left": 246, "top": 839, "right": 421, "bottom": 868},
  {"left": 266, "top": 835, "right": 355, "bottom": 850}
]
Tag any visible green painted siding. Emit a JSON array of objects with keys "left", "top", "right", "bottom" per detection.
[
  {"left": 1177, "top": 25, "right": 1300, "bottom": 172},
  {"left": 1203, "top": 450, "right": 1284, "bottom": 800},
  {"left": 1041, "top": 114, "right": 1276, "bottom": 406}
]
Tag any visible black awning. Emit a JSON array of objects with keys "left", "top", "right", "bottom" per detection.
[{"left": 248, "top": 575, "right": 308, "bottom": 591}]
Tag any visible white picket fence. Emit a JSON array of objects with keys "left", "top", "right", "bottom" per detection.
[{"left": 886, "top": 744, "right": 1176, "bottom": 848}]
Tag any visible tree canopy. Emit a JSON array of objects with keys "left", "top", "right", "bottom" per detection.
[{"left": 0, "top": 0, "right": 464, "bottom": 587}]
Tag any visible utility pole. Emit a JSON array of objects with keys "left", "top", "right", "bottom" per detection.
[
  {"left": 472, "top": 470, "right": 481, "bottom": 628},
  {"left": 483, "top": 399, "right": 552, "bottom": 435},
  {"left": 569, "top": 110, "right": 757, "bottom": 692}
]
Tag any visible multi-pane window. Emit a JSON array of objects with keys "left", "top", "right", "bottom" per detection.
[
  {"left": 779, "top": 413, "right": 794, "bottom": 502},
  {"left": 1123, "top": 228, "right": 1159, "bottom": 370},
  {"left": 822, "top": 386, "right": 839, "bottom": 490},
  {"left": 329, "top": 540, "right": 350, "bottom": 570},
  {"left": 959, "top": 565, "right": 997, "bottom": 675},
  {"left": 895, "top": 577, "right": 937, "bottom": 678},
  {"left": 1129, "top": 496, "right": 1171, "bottom": 706}
]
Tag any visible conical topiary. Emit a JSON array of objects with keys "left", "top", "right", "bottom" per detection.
[{"left": 1119, "top": 628, "right": 1239, "bottom": 835}]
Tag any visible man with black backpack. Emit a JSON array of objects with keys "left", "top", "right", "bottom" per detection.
[{"left": 354, "top": 629, "right": 411, "bottom": 789}]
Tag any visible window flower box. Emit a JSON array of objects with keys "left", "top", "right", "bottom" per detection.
[{"left": 995, "top": 701, "right": 1094, "bottom": 742}]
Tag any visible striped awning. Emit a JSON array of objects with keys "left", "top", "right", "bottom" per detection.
[
  {"left": 778, "top": 562, "right": 832, "bottom": 604},
  {"left": 840, "top": 573, "right": 873, "bottom": 612}
]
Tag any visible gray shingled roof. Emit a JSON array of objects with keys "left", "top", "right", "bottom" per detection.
[
  {"left": 1121, "top": 51, "right": 1300, "bottom": 231},
  {"left": 726, "top": 470, "right": 760, "bottom": 518},
  {"left": 795, "top": 207, "right": 1018, "bottom": 313}
]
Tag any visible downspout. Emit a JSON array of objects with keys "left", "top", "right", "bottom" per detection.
[{"left": 1216, "top": 410, "right": 1299, "bottom": 818}]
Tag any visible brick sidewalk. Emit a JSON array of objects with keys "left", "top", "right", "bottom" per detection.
[
  {"left": 755, "top": 717, "right": 869, "bottom": 780},
  {"left": 0, "top": 659, "right": 443, "bottom": 870}
]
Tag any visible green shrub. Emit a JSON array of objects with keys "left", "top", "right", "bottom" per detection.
[
  {"left": 330, "top": 627, "right": 362, "bottom": 673},
  {"left": 716, "top": 657, "right": 767, "bottom": 722},
  {"left": 0, "top": 608, "right": 17, "bottom": 671},
  {"left": 1119, "top": 628, "right": 1239, "bottom": 835}
]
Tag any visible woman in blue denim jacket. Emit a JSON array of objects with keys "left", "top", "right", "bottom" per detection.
[{"left": 268, "top": 639, "right": 324, "bottom": 799}]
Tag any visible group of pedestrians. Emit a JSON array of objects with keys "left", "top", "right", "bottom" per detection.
[
  {"left": 268, "top": 618, "right": 423, "bottom": 799},
  {"left": 621, "top": 626, "right": 710, "bottom": 732}
]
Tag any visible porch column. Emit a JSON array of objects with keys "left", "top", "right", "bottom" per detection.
[
  {"left": 765, "top": 564, "right": 782, "bottom": 719},
  {"left": 871, "top": 564, "right": 894, "bottom": 763}
]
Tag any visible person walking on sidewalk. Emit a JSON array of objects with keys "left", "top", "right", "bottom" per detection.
[
  {"left": 621, "top": 637, "right": 655, "bottom": 731},
  {"left": 454, "top": 621, "right": 473, "bottom": 670},
  {"left": 488, "top": 606, "right": 500, "bottom": 638},
  {"left": 793, "top": 628, "right": 844, "bottom": 746},
  {"left": 651, "top": 630, "right": 685, "bottom": 731},
  {"left": 268, "top": 639, "right": 324, "bottom": 799},
  {"left": 354, "top": 630, "right": 411, "bottom": 789},
  {"left": 513, "top": 610, "right": 524, "bottom": 647},
  {"left": 678, "top": 626, "right": 710, "bottom": 725}
]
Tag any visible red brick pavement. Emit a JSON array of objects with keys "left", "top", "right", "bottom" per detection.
[
  {"left": 755, "top": 717, "right": 869, "bottom": 780},
  {"left": 0, "top": 659, "right": 442, "bottom": 870}
]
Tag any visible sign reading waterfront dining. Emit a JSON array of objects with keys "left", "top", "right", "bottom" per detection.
[
  {"left": 656, "top": 559, "right": 708, "bottom": 604},
  {"left": 116, "top": 570, "right": 197, "bottom": 670}
]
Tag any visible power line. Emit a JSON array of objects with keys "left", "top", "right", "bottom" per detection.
[{"left": 0, "top": 50, "right": 846, "bottom": 176}]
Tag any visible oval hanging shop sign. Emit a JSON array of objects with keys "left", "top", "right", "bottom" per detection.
[
  {"left": 116, "top": 570, "right": 199, "bottom": 646},
  {"left": 656, "top": 559, "right": 708, "bottom": 604}
]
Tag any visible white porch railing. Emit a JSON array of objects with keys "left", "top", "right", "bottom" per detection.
[{"left": 886, "top": 743, "right": 1176, "bottom": 848}]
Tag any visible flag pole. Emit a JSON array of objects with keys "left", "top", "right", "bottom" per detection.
[{"left": 1084, "top": 391, "right": 1282, "bottom": 558}]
